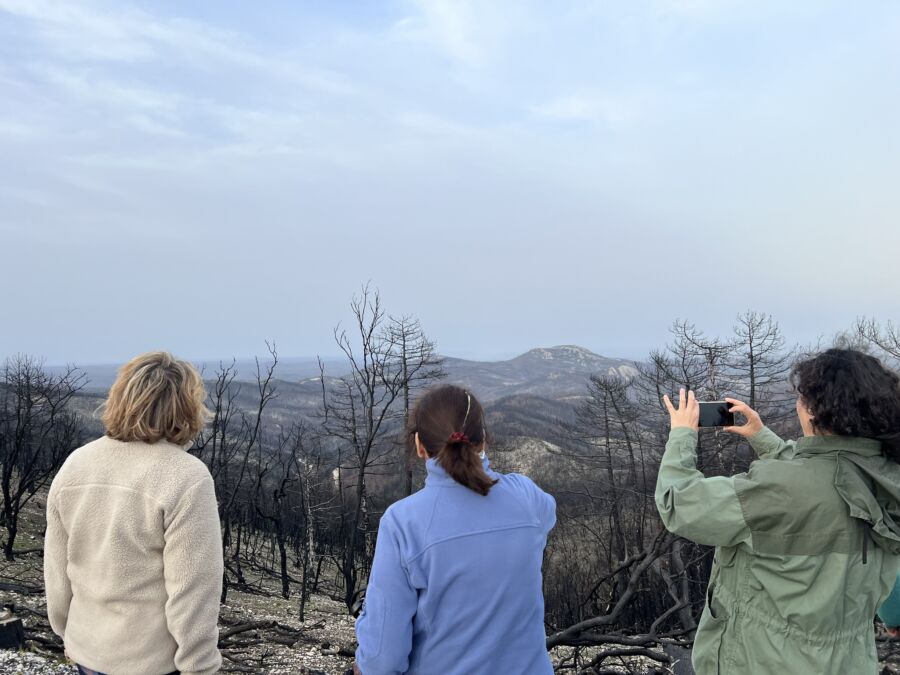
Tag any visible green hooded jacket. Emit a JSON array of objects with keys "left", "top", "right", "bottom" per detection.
[{"left": 655, "top": 426, "right": 900, "bottom": 675}]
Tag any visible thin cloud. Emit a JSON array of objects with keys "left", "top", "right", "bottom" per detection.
[
  {"left": 395, "top": 0, "right": 485, "bottom": 66},
  {"left": 393, "top": 0, "right": 532, "bottom": 68},
  {"left": 651, "top": 0, "right": 754, "bottom": 21},
  {"left": 36, "top": 66, "right": 182, "bottom": 114},
  {"left": 0, "top": 119, "right": 44, "bottom": 140},
  {"left": 0, "top": 0, "right": 355, "bottom": 94},
  {"left": 531, "top": 93, "right": 650, "bottom": 128}
]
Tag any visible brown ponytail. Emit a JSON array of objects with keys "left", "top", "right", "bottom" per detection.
[{"left": 411, "top": 385, "right": 497, "bottom": 495}]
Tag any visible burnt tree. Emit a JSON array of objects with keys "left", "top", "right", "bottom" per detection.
[{"left": 0, "top": 356, "right": 84, "bottom": 560}]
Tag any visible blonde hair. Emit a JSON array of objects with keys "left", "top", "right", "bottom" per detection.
[{"left": 102, "top": 352, "right": 209, "bottom": 446}]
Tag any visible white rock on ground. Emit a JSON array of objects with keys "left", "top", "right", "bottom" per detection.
[{"left": 0, "top": 649, "right": 76, "bottom": 674}]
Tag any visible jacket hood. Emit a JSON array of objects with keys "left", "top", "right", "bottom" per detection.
[{"left": 809, "top": 437, "right": 900, "bottom": 555}]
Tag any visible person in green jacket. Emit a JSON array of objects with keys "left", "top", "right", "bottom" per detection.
[{"left": 656, "top": 348, "right": 900, "bottom": 675}]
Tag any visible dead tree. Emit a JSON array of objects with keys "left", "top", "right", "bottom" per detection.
[
  {"left": 546, "top": 530, "right": 686, "bottom": 671},
  {"left": 572, "top": 376, "right": 631, "bottom": 600},
  {"left": 548, "top": 368, "right": 675, "bottom": 638},
  {"left": 386, "top": 315, "right": 446, "bottom": 496},
  {"left": 726, "top": 311, "right": 796, "bottom": 424},
  {"left": 318, "top": 286, "right": 407, "bottom": 609},
  {"left": 0, "top": 356, "right": 85, "bottom": 560},
  {"left": 253, "top": 426, "right": 303, "bottom": 601},
  {"left": 249, "top": 419, "right": 331, "bottom": 622},
  {"left": 192, "top": 344, "right": 278, "bottom": 603},
  {"left": 855, "top": 317, "right": 900, "bottom": 362},
  {"left": 294, "top": 434, "right": 330, "bottom": 622}
]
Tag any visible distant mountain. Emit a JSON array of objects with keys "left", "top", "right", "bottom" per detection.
[
  {"left": 228, "top": 345, "right": 631, "bottom": 429},
  {"left": 62, "top": 346, "right": 634, "bottom": 404},
  {"left": 60, "top": 345, "right": 634, "bottom": 472},
  {"left": 57, "top": 357, "right": 349, "bottom": 393},
  {"left": 442, "top": 345, "right": 637, "bottom": 402}
]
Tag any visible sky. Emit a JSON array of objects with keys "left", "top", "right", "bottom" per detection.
[{"left": 1, "top": 0, "right": 899, "bottom": 365}]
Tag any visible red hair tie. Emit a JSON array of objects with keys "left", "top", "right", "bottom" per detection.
[{"left": 448, "top": 431, "right": 471, "bottom": 446}]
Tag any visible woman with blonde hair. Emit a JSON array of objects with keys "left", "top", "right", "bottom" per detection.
[{"left": 44, "top": 352, "right": 223, "bottom": 675}]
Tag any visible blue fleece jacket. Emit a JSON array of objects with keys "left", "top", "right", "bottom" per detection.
[{"left": 355, "top": 456, "right": 556, "bottom": 675}]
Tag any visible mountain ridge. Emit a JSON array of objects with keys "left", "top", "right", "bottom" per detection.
[{"left": 56, "top": 345, "right": 635, "bottom": 405}]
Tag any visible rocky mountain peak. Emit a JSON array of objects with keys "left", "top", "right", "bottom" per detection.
[{"left": 517, "top": 345, "right": 607, "bottom": 365}]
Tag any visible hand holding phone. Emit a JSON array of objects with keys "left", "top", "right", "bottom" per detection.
[
  {"left": 721, "top": 398, "right": 764, "bottom": 437},
  {"left": 663, "top": 388, "right": 699, "bottom": 430}
]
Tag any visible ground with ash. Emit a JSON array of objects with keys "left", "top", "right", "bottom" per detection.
[
  {"left": 0, "top": 554, "right": 672, "bottom": 674},
  {"left": 3, "top": 500, "right": 900, "bottom": 673}
]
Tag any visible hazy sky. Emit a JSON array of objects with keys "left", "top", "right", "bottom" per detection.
[{"left": 2, "top": 0, "right": 899, "bottom": 365}]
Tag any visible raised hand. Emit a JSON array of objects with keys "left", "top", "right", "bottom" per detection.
[
  {"left": 722, "top": 398, "right": 764, "bottom": 437},
  {"left": 663, "top": 388, "right": 699, "bottom": 431}
]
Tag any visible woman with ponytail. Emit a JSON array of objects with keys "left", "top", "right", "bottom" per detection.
[{"left": 354, "top": 385, "right": 555, "bottom": 675}]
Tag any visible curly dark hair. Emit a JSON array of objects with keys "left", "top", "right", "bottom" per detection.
[{"left": 791, "top": 348, "right": 900, "bottom": 460}]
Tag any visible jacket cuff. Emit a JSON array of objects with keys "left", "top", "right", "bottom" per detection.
[
  {"left": 747, "top": 426, "right": 783, "bottom": 457},
  {"left": 668, "top": 426, "right": 699, "bottom": 442}
]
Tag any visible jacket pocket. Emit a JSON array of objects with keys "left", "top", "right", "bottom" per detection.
[
  {"left": 692, "top": 582, "right": 729, "bottom": 675},
  {"left": 356, "top": 585, "right": 387, "bottom": 658}
]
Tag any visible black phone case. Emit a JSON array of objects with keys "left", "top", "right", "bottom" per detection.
[{"left": 698, "top": 402, "right": 735, "bottom": 427}]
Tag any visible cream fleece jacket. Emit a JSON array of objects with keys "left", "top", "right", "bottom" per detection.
[{"left": 44, "top": 436, "right": 223, "bottom": 675}]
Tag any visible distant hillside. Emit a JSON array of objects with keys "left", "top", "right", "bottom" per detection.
[
  {"left": 55, "top": 346, "right": 634, "bottom": 453},
  {"left": 60, "top": 345, "right": 635, "bottom": 404},
  {"left": 443, "top": 345, "right": 637, "bottom": 402},
  {"left": 485, "top": 393, "right": 576, "bottom": 444},
  {"left": 55, "top": 357, "right": 349, "bottom": 393},
  {"left": 212, "top": 346, "right": 631, "bottom": 432}
]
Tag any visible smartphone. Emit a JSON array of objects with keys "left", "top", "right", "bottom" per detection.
[{"left": 698, "top": 401, "right": 735, "bottom": 428}]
